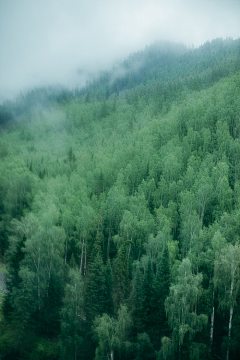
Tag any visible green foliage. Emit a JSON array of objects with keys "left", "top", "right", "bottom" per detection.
[
  {"left": 104, "top": 258, "right": 114, "bottom": 315},
  {"left": 151, "top": 245, "right": 171, "bottom": 343},
  {"left": 93, "top": 305, "right": 132, "bottom": 360},
  {"left": 85, "top": 244, "right": 106, "bottom": 325},
  {"left": 164, "top": 259, "right": 208, "bottom": 358},
  {"left": 140, "top": 259, "right": 154, "bottom": 332},
  {"left": 59, "top": 268, "right": 84, "bottom": 360},
  {"left": 1, "top": 37, "right": 240, "bottom": 359},
  {"left": 113, "top": 240, "right": 130, "bottom": 307}
]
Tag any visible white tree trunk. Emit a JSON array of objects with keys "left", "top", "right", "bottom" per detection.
[
  {"left": 84, "top": 243, "right": 87, "bottom": 276},
  {"left": 110, "top": 350, "right": 114, "bottom": 360},
  {"left": 226, "top": 305, "right": 234, "bottom": 360},
  {"left": 210, "top": 290, "right": 215, "bottom": 347},
  {"left": 65, "top": 236, "right": 68, "bottom": 264},
  {"left": 80, "top": 239, "right": 84, "bottom": 273}
]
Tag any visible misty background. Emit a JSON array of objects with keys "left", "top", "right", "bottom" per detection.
[{"left": 0, "top": 0, "right": 240, "bottom": 103}]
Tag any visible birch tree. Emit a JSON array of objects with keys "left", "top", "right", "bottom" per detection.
[
  {"left": 93, "top": 305, "right": 132, "bottom": 360},
  {"left": 214, "top": 243, "right": 240, "bottom": 360},
  {"left": 163, "top": 258, "right": 207, "bottom": 360}
]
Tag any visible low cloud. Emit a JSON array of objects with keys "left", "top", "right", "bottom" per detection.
[{"left": 0, "top": 0, "right": 240, "bottom": 102}]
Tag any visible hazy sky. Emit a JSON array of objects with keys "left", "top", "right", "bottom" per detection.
[{"left": 0, "top": 0, "right": 240, "bottom": 102}]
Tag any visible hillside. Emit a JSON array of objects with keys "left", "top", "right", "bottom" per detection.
[{"left": 0, "top": 38, "right": 240, "bottom": 360}]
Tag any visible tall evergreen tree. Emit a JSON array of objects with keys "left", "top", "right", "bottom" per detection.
[
  {"left": 85, "top": 239, "right": 106, "bottom": 326},
  {"left": 151, "top": 245, "right": 170, "bottom": 344},
  {"left": 3, "top": 234, "right": 26, "bottom": 319},
  {"left": 140, "top": 258, "right": 154, "bottom": 333},
  {"left": 60, "top": 268, "right": 84, "bottom": 360},
  {"left": 104, "top": 258, "right": 114, "bottom": 315},
  {"left": 114, "top": 241, "right": 130, "bottom": 308},
  {"left": 129, "top": 261, "right": 143, "bottom": 335},
  {"left": 9, "top": 267, "right": 36, "bottom": 357}
]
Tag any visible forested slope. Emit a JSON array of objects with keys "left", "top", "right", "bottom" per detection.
[{"left": 0, "top": 38, "right": 240, "bottom": 360}]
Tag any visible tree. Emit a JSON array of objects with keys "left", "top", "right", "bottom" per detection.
[
  {"left": 163, "top": 258, "right": 207, "bottom": 360},
  {"left": 9, "top": 267, "right": 36, "bottom": 357},
  {"left": 140, "top": 258, "right": 154, "bottom": 332},
  {"left": 7, "top": 214, "right": 66, "bottom": 335},
  {"left": 85, "top": 241, "right": 106, "bottom": 326},
  {"left": 214, "top": 243, "right": 240, "bottom": 360},
  {"left": 60, "top": 269, "right": 84, "bottom": 360},
  {"left": 151, "top": 245, "right": 170, "bottom": 344},
  {"left": 179, "top": 191, "right": 202, "bottom": 256},
  {"left": 104, "top": 258, "right": 114, "bottom": 315},
  {"left": 129, "top": 261, "right": 143, "bottom": 335},
  {"left": 135, "top": 332, "right": 155, "bottom": 360},
  {"left": 93, "top": 305, "right": 132, "bottom": 360},
  {"left": 113, "top": 240, "right": 130, "bottom": 307}
]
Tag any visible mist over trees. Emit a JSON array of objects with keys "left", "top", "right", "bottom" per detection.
[{"left": 0, "top": 37, "right": 240, "bottom": 360}]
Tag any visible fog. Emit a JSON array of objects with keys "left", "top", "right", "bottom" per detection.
[{"left": 0, "top": 0, "right": 240, "bottom": 103}]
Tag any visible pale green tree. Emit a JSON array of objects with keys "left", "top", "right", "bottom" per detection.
[
  {"left": 93, "top": 305, "right": 132, "bottom": 360},
  {"left": 163, "top": 258, "right": 207, "bottom": 360},
  {"left": 214, "top": 243, "right": 240, "bottom": 360}
]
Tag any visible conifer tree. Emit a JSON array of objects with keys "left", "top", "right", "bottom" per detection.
[
  {"left": 85, "top": 239, "right": 106, "bottom": 325},
  {"left": 114, "top": 241, "right": 129, "bottom": 307},
  {"left": 104, "top": 258, "right": 114, "bottom": 315},
  {"left": 3, "top": 234, "right": 26, "bottom": 319},
  {"left": 129, "top": 261, "right": 143, "bottom": 335},
  {"left": 140, "top": 258, "right": 154, "bottom": 333},
  {"left": 151, "top": 245, "right": 170, "bottom": 343},
  {"left": 10, "top": 267, "right": 36, "bottom": 357},
  {"left": 60, "top": 268, "right": 83, "bottom": 360}
]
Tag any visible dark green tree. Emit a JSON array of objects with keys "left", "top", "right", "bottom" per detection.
[
  {"left": 114, "top": 241, "right": 130, "bottom": 308},
  {"left": 140, "top": 258, "right": 154, "bottom": 333},
  {"left": 85, "top": 240, "right": 106, "bottom": 325},
  {"left": 9, "top": 267, "right": 36, "bottom": 357},
  {"left": 104, "top": 258, "right": 114, "bottom": 315},
  {"left": 129, "top": 261, "right": 143, "bottom": 335},
  {"left": 60, "top": 268, "right": 84, "bottom": 360},
  {"left": 151, "top": 245, "right": 170, "bottom": 344}
]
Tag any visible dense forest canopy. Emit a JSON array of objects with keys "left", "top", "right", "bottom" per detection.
[{"left": 0, "top": 37, "right": 240, "bottom": 360}]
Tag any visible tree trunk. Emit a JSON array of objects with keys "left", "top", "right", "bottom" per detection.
[
  {"left": 226, "top": 305, "right": 234, "bottom": 360},
  {"left": 110, "top": 350, "right": 114, "bottom": 360},
  {"left": 210, "top": 290, "right": 215, "bottom": 348},
  {"left": 84, "top": 243, "right": 87, "bottom": 276},
  {"left": 80, "top": 239, "right": 84, "bottom": 274},
  {"left": 65, "top": 236, "right": 68, "bottom": 264}
]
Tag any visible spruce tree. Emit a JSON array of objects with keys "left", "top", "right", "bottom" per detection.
[
  {"left": 84, "top": 239, "right": 106, "bottom": 326},
  {"left": 3, "top": 235, "right": 26, "bottom": 319},
  {"left": 129, "top": 262, "right": 143, "bottom": 335},
  {"left": 151, "top": 245, "right": 171, "bottom": 343},
  {"left": 10, "top": 267, "right": 36, "bottom": 357},
  {"left": 60, "top": 269, "right": 83, "bottom": 360},
  {"left": 140, "top": 258, "right": 154, "bottom": 333},
  {"left": 104, "top": 258, "right": 114, "bottom": 315},
  {"left": 114, "top": 241, "right": 129, "bottom": 307}
]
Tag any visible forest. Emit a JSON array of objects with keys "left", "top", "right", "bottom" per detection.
[{"left": 0, "top": 37, "right": 240, "bottom": 360}]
